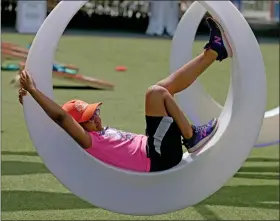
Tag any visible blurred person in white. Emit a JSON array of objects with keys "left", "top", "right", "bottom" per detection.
[{"left": 146, "top": 0, "right": 180, "bottom": 36}]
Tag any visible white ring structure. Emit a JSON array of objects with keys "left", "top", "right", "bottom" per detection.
[
  {"left": 23, "top": 0, "right": 266, "bottom": 216},
  {"left": 170, "top": 1, "right": 279, "bottom": 148}
]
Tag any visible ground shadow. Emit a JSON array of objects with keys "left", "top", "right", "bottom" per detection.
[
  {"left": 1, "top": 190, "right": 94, "bottom": 212},
  {"left": 238, "top": 165, "right": 279, "bottom": 173},
  {"left": 234, "top": 163, "right": 279, "bottom": 180},
  {"left": 198, "top": 185, "right": 279, "bottom": 210},
  {"left": 194, "top": 204, "right": 222, "bottom": 220},
  {"left": 2, "top": 185, "right": 278, "bottom": 212},
  {"left": 1, "top": 153, "right": 279, "bottom": 180},
  {"left": 2, "top": 161, "right": 49, "bottom": 175},
  {"left": 53, "top": 85, "right": 103, "bottom": 90},
  {"left": 2, "top": 151, "right": 38, "bottom": 157},
  {"left": 234, "top": 164, "right": 279, "bottom": 180},
  {"left": 194, "top": 185, "right": 279, "bottom": 220},
  {"left": 246, "top": 157, "right": 279, "bottom": 163},
  {"left": 3, "top": 151, "right": 279, "bottom": 163},
  {"left": 234, "top": 173, "right": 279, "bottom": 180}
]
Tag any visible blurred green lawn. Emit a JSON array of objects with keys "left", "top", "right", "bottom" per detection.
[{"left": 1, "top": 33, "right": 279, "bottom": 220}]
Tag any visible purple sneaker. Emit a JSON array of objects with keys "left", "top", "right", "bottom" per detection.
[
  {"left": 204, "top": 17, "right": 232, "bottom": 61},
  {"left": 183, "top": 118, "right": 219, "bottom": 153}
]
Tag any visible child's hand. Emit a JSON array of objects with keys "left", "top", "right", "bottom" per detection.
[
  {"left": 19, "top": 69, "right": 36, "bottom": 92},
  {"left": 18, "top": 88, "right": 27, "bottom": 105}
]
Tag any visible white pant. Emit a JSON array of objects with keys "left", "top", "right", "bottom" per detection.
[{"left": 146, "top": 1, "right": 179, "bottom": 36}]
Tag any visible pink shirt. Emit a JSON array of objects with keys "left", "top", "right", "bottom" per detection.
[{"left": 85, "top": 127, "right": 151, "bottom": 172}]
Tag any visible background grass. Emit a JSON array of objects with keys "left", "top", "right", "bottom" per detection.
[{"left": 1, "top": 33, "right": 279, "bottom": 220}]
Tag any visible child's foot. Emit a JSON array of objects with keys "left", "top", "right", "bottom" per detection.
[
  {"left": 204, "top": 17, "right": 232, "bottom": 61},
  {"left": 182, "top": 118, "right": 219, "bottom": 153}
]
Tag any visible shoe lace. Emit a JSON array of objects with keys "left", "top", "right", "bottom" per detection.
[{"left": 194, "top": 124, "right": 208, "bottom": 132}]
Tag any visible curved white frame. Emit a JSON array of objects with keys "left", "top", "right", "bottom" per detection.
[
  {"left": 170, "top": 1, "right": 279, "bottom": 148},
  {"left": 23, "top": 1, "right": 266, "bottom": 216}
]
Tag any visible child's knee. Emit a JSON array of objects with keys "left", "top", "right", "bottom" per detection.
[
  {"left": 146, "top": 85, "right": 168, "bottom": 99},
  {"left": 145, "top": 85, "right": 169, "bottom": 116},
  {"left": 156, "top": 80, "right": 168, "bottom": 89},
  {"left": 156, "top": 80, "right": 175, "bottom": 96}
]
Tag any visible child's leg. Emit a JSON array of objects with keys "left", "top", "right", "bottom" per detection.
[
  {"left": 157, "top": 17, "right": 232, "bottom": 96},
  {"left": 145, "top": 85, "right": 217, "bottom": 144},
  {"left": 145, "top": 85, "right": 193, "bottom": 139},
  {"left": 145, "top": 17, "right": 232, "bottom": 153},
  {"left": 157, "top": 49, "right": 218, "bottom": 96}
]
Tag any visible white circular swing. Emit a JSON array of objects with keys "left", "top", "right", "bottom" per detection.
[
  {"left": 170, "top": 1, "right": 279, "bottom": 148},
  {"left": 23, "top": 0, "right": 266, "bottom": 216}
]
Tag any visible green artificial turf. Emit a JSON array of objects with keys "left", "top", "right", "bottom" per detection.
[{"left": 1, "top": 33, "right": 279, "bottom": 220}]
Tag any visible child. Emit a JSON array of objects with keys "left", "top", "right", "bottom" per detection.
[{"left": 19, "top": 17, "right": 231, "bottom": 172}]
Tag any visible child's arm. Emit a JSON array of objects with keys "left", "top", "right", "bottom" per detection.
[{"left": 19, "top": 69, "right": 92, "bottom": 149}]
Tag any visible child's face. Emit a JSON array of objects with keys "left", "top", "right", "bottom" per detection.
[{"left": 81, "top": 110, "right": 103, "bottom": 132}]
